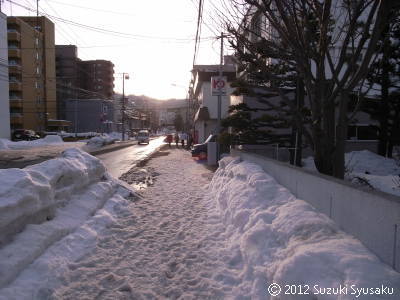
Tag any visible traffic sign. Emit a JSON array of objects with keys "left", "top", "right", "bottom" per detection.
[{"left": 211, "top": 76, "right": 227, "bottom": 96}]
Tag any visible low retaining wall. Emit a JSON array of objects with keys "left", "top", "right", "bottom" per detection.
[{"left": 231, "top": 149, "right": 400, "bottom": 271}]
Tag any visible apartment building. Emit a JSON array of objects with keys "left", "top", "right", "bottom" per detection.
[
  {"left": 7, "top": 16, "right": 57, "bottom": 132},
  {"left": 78, "top": 59, "right": 114, "bottom": 99},
  {"left": 0, "top": 12, "right": 10, "bottom": 139},
  {"left": 55, "top": 45, "right": 80, "bottom": 120}
]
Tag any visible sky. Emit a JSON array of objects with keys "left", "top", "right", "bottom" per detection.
[{"left": 2, "top": 0, "right": 234, "bottom": 100}]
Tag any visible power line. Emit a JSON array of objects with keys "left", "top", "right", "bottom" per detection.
[
  {"left": 192, "top": 0, "right": 204, "bottom": 67},
  {"left": 6, "top": 0, "right": 215, "bottom": 43}
]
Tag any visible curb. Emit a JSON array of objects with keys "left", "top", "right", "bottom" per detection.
[{"left": 89, "top": 141, "right": 138, "bottom": 156}]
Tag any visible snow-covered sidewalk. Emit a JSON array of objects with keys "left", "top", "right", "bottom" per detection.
[{"left": 46, "top": 148, "right": 229, "bottom": 299}]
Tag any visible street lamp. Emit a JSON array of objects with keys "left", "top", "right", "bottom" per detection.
[{"left": 121, "top": 73, "right": 129, "bottom": 141}]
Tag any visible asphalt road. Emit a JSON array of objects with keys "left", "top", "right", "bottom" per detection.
[{"left": 96, "top": 136, "right": 165, "bottom": 178}]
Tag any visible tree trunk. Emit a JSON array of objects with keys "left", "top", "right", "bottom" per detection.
[
  {"left": 314, "top": 81, "right": 336, "bottom": 176},
  {"left": 295, "top": 77, "right": 304, "bottom": 167},
  {"left": 378, "top": 26, "right": 390, "bottom": 157},
  {"left": 333, "top": 91, "right": 349, "bottom": 179}
]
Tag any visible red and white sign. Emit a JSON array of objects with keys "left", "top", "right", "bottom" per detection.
[{"left": 211, "top": 76, "right": 227, "bottom": 96}]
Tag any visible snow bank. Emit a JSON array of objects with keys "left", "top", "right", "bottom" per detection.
[
  {"left": 1, "top": 135, "right": 65, "bottom": 150},
  {"left": 209, "top": 157, "right": 400, "bottom": 299},
  {"left": 0, "top": 148, "right": 105, "bottom": 245},
  {"left": 86, "top": 133, "right": 120, "bottom": 148},
  {"left": 303, "top": 150, "right": 400, "bottom": 196},
  {"left": 0, "top": 148, "right": 134, "bottom": 292},
  {"left": 345, "top": 150, "right": 400, "bottom": 175}
]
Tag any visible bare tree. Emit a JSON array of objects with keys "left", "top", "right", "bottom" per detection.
[{"left": 227, "top": 0, "right": 398, "bottom": 178}]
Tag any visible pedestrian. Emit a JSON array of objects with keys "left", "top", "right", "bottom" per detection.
[
  {"left": 187, "top": 133, "right": 193, "bottom": 149},
  {"left": 180, "top": 133, "right": 185, "bottom": 147},
  {"left": 166, "top": 134, "right": 173, "bottom": 147},
  {"left": 180, "top": 132, "right": 187, "bottom": 148},
  {"left": 174, "top": 133, "right": 179, "bottom": 147}
]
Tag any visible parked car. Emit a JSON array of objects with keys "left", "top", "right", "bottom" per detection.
[
  {"left": 191, "top": 134, "right": 217, "bottom": 158},
  {"left": 12, "top": 129, "right": 41, "bottom": 141},
  {"left": 137, "top": 130, "right": 150, "bottom": 144}
]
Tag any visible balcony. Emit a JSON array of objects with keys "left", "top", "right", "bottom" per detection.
[
  {"left": 7, "top": 31, "right": 21, "bottom": 42},
  {"left": 9, "top": 98, "right": 23, "bottom": 109},
  {"left": 8, "top": 64, "right": 22, "bottom": 74},
  {"left": 10, "top": 113, "right": 23, "bottom": 124},
  {"left": 7, "top": 17, "right": 22, "bottom": 26},
  {"left": 8, "top": 48, "right": 21, "bottom": 58},
  {"left": 9, "top": 81, "right": 22, "bottom": 91}
]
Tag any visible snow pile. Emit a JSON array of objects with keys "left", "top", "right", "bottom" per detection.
[
  {"left": 303, "top": 150, "right": 400, "bottom": 196},
  {"left": 86, "top": 133, "right": 120, "bottom": 148},
  {"left": 346, "top": 150, "right": 400, "bottom": 175},
  {"left": 41, "top": 134, "right": 64, "bottom": 144},
  {"left": 0, "top": 148, "right": 135, "bottom": 297},
  {"left": 0, "top": 135, "right": 65, "bottom": 150},
  {"left": 208, "top": 157, "right": 400, "bottom": 298}
]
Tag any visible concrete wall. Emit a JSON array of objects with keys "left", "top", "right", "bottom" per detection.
[
  {"left": 0, "top": 13, "right": 10, "bottom": 139},
  {"left": 231, "top": 150, "right": 400, "bottom": 271}
]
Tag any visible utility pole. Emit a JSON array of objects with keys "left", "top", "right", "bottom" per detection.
[
  {"left": 121, "top": 73, "right": 130, "bottom": 141},
  {"left": 122, "top": 73, "right": 126, "bottom": 141},
  {"left": 216, "top": 32, "right": 224, "bottom": 160}
]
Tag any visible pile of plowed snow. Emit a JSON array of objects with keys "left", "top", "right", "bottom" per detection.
[
  {"left": 86, "top": 133, "right": 121, "bottom": 148},
  {"left": 208, "top": 157, "right": 400, "bottom": 298},
  {"left": 0, "top": 135, "right": 65, "bottom": 150},
  {"left": 0, "top": 148, "right": 135, "bottom": 298}
]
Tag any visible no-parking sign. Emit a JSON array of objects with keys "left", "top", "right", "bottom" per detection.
[{"left": 211, "top": 76, "right": 227, "bottom": 96}]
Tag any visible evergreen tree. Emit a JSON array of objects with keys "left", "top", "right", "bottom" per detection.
[{"left": 174, "top": 114, "right": 184, "bottom": 132}]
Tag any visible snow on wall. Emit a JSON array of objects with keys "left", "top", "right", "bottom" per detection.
[{"left": 209, "top": 157, "right": 400, "bottom": 298}]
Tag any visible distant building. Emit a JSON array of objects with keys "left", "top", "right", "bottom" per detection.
[
  {"left": 7, "top": 16, "right": 64, "bottom": 132},
  {"left": 158, "top": 99, "right": 187, "bottom": 127},
  {"left": 0, "top": 12, "right": 10, "bottom": 139},
  {"left": 78, "top": 60, "right": 114, "bottom": 99},
  {"left": 55, "top": 45, "right": 80, "bottom": 120},
  {"left": 64, "top": 98, "right": 115, "bottom": 133}
]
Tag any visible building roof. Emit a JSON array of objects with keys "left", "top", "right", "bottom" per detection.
[{"left": 191, "top": 64, "right": 236, "bottom": 74}]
